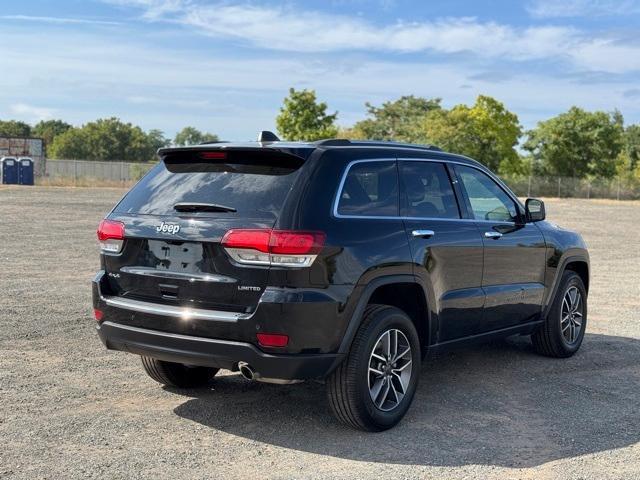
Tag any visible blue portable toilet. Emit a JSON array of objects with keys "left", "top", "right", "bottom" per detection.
[
  {"left": 1, "top": 157, "right": 19, "bottom": 184},
  {"left": 18, "top": 157, "right": 35, "bottom": 185}
]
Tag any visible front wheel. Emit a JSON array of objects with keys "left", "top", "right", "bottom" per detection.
[
  {"left": 327, "top": 304, "right": 421, "bottom": 431},
  {"left": 532, "top": 271, "right": 587, "bottom": 358}
]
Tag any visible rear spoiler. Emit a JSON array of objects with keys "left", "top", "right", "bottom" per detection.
[
  {"left": 157, "top": 145, "right": 311, "bottom": 161},
  {"left": 157, "top": 146, "right": 307, "bottom": 175}
]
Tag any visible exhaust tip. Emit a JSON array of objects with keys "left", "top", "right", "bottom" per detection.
[{"left": 238, "top": 362, "right": 255, "bottom": 381}]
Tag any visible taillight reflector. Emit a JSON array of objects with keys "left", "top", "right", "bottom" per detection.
[
  {"left": 93, "top": 308, "right": 104, "bottom": 322},
  {"left": 257, "top": 333, "right": 289, "bottom": 347},
  {"left": 221, "top": 229, "right": 325, "bottom": 268},
  {"left": 97, "top": 219, "right": 125, "bottom": 241},
  {"left": 221, "top": 229, "right": 271, "bottom": 253},
  {"left": 97, "top": 219, "right": 125, "bottom": 253},
  {"left": 270, "top": 231, "right": 324, "bottom": 255}
]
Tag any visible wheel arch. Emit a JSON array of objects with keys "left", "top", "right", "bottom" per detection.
[
  {"left": 336, "top": 275, "right": 431, "bottom": 357},
  {"left": 543, "top": 254, "right": 590, "bottom": 317},
  {"left": 564, "top": 260, "right": 589, "bottom": 293}
]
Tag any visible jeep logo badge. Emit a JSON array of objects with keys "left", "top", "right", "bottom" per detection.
[{"left": 156, "top": 222, "right": 180, "bottom": 234}]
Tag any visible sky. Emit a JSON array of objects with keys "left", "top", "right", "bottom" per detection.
[{"left": 1, "top": 0, "right": 640, "bottom": 140}]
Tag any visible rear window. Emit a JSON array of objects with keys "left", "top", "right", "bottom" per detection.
[
  {"left": 337, "top": 160, "right": 399, "bottom": 217},
  {"left": 114, "top": 150, "right": 303, "bottom": 217}
]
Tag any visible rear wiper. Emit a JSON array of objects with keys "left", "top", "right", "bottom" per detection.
[{"left": 173, "top": 202, "right": 237, "bottom": 213}]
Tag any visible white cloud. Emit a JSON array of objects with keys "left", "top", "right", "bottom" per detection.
[
  {"left": 572, "top": 39, "right": 640, "bottom": 73},
  {"left": 2, "top": 5, "right": 640, "bottom": 138},
  {"left": 527, "top": 0, "right": 640, "bottom": 18},
  {"left": 165, "top": 3, "right": 578, "bottom": 59},
  {"left": 0, "top": 15, "right": 120, "bottom": 26},
  {"left": 102, "top": 0, "right": 640, "bottom": 74},
  {"left": 9, "top": 103, "right": 55, "bottom": 121}
]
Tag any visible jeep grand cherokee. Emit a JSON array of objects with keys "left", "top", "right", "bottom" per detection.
[{"left": 92, "top": 133, "right": 589, "bottom": 431}]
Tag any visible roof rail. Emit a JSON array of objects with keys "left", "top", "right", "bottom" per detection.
[{"left": 314, "top": 138, "right": 442, "bottom": 152}]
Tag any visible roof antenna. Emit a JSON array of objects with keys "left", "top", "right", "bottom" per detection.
[{"left": 257, "top": 130, "right": 280, "bottom": 142}]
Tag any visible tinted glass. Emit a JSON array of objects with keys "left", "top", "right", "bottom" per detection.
[
  {"left": 114, "top": 153, "right": 301, "bottom": 218},
  {"left": 337, "top": 161, "right": 398, "bottom": 216},
  {"left": 400, "top": 161, "right": 459, "bottom": 218},
  {"left": 457, "top": 165, "right": 518, "bottom": 222}
]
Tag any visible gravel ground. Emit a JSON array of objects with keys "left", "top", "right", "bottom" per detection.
[{"left": 1, "top": 186, "right": 639, "bottom": 480}]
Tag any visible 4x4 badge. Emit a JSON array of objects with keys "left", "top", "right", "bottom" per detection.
[{"left": 156, "top": 222, "right": 180, "bottom": 234}]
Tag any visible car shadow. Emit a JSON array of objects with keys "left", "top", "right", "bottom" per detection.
[{"left": 171, "top": 333, "right": 640, "bottom": 468}]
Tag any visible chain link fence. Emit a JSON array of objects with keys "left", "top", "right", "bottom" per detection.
[
  {"left": 39, "top": 159, "right": 640, "bottom": 200},
  {"left": 501, "top": 175, "right": 640, "bottom": 200},
  {"left": 42, "top": 159, "right": 155, "bottom": 187}
]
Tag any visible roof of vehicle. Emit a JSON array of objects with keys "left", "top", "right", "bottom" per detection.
[{"left": 157, "top": 138, "right": 486, "bottom": 169}]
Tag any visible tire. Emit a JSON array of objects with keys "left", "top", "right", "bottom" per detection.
[
  {"left": 327, "top": 304, "right": 421, "bottom": 431},
  {"left": 140, "top": 356, "right": 219, "bottom": 388},
  {"left": 532, "top": 271, "right": 587, "bottom": 358}
]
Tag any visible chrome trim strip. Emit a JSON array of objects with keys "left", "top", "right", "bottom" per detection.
[
  {"left": 331, "top": 157, "right": 523, "bottom": 222},
  {"left": 119, "top": 266, "right": 237, "bottom": 283},
  {"left": 101, "top": 295, "right": 252, "bottom": 321}
]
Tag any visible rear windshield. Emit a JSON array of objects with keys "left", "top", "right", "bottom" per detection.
[{"left": 114, "top": 150, "right": 303, "bottom": 217}]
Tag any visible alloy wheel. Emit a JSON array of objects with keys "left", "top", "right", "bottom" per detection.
[
  {"left": 561, "top": 286, "right": 583, "bottom": 344},
  {"left": 368, "top": 329, "right": 413, "bottom": 412}
]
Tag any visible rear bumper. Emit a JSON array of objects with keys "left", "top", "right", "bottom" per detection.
[
  {"left": 96, "top": 321, "right": 340, "bottom": 380},
  {"left": 92, "top": 270, "right": 346, "bottom": 380}
]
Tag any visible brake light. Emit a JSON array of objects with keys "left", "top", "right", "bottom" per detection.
[
  {"left": 221, "top": 229, "right": 325, "bottom": 267},
  {"left": 257, "top": 333, "right": 289, "bottom": 347},
  {"left": 93, "top": 308, "right": 104, "bottom": 322},
  {"left": 97, "top": 219, "right": 125, "bottom": 253},
  {"left": 200, "top": 151, "right": 227, "bottom": 160}
]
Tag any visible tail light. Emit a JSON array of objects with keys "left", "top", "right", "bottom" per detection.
[
  {"left": 93, "top": 308, "right": 104, "bottom": 322},
  {"left": 257, "top": 333, "right": 289, "bottom": 348},
  {"left": 97, "top": 219, "right": 125, "bottom": 253},
  {"left": 200, "top": 151, "right": 227, "bottom": 160},
  {"left": 221, "top": 229, "right": 325, "bottom": 267}
]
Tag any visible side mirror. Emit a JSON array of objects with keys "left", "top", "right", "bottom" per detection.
[{"left": 525, "top": 198, "right": 546, "bottom": 222}]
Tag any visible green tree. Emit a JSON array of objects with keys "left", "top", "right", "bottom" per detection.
[
  {"left": 147, "top": 129, "right": 171, "bottom": 152},
  {"left": 422, "top": 95, "right": 523, "bottom": 174},
  {"left": 276, "top": 88, "right": 338, "bottom": 141},
  {"left": 48, "top": 128, "right": 88, "bottom": 159},
  {"left": 174, "top": 127, "right": 219, "bottom": 146},
  {"left": 524, "top": 107, "right": 624, "bottom": 178},
  {"left": 49, "top": 117, "right": 158, "bottom": 161},
  {"left": 624, "top": 124, "right": 640, "bottom": 170},
  {"left": 32, "top": 119, "right": 72, "bottom": 146},
  {"left": 348, "top": 96, "right": 441, "bottom": 143},
  {"left": 0, "top": 120, "right": 31, "bottom": 137}
]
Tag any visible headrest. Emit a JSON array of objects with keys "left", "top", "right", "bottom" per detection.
[{"left": 404, "top": 175, "right": 424, "bottom": 203}]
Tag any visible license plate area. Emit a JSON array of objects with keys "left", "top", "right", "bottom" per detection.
[{"left": 148, "top": 240, "right": 203, "bottom": 273}]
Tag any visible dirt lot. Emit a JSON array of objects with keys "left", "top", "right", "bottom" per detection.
[{"left": 1, "top": 186, "right": 639, "bottom": 480}]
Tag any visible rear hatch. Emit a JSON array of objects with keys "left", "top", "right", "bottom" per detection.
[{"left": 102, "top": 147, "right": 305, "bottom": 314}]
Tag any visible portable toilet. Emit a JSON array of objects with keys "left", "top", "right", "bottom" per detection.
[
  {"left": 18, "top": 157, "right": 35, "bottom": 185},
  {"left": 1, "top": 157, "right": 19, "bottom": 184}
]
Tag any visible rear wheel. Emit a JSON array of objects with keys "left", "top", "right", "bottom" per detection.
[
  {"left": 140, "top": 356, "right": 219, "bottom": 388},
  {"left": 532, "top": 271, "right": 587, "bottom": 358},
  {"left": 327, "top": 304, "right": 421, "bottom": 431}
]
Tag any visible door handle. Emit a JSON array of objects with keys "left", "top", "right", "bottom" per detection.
[
  {"left": 484, "top": 231, "right": 503, "bottom": 239},
  {"left": 412, "top": 229, "right": 435, "bottom": 238}
]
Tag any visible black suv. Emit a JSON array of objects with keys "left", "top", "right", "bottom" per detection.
[{"left": 92, "top": 134, "right": 589, "bottom": 431}]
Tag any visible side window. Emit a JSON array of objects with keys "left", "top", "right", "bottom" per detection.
[
  {"left": 399, "top": 161, "right": 460, "bottom": 218},
  {"left": 456, "top": 165, "right": 519, "bottom": 222},
  {"left": 337, "top": 160, "right": 399, "bottom": 217}
]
